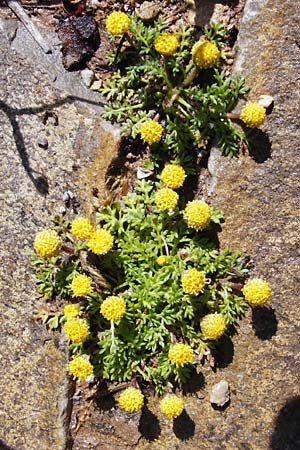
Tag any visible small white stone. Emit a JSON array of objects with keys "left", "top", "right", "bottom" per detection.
[
  {"left": 90, "top": 80, "right": 102, "bottom": 91},
  {"left": 257, "top": 95, "right": 274, "bottom": 109},
  {"left": 81, "top": 68, "right": 94, "bottom": 87},
  {"left": 137, "top": 167, "right": 153, "bottom": 179},
  {"left": 209, "top": 380, "right": 230, "bottom": 406}
]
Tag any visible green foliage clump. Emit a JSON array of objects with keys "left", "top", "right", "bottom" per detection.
[
  {"left": 100, "top": 15, "right": 249, "bottom": 166},
  {"left": 32, "top": 178, "right": 249, "bottom": 394}
]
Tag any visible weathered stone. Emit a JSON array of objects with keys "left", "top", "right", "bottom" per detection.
[
  {"left": 0, "top": 18, "right": 120, "bottom": 450},
  {"left": 58, "top": 16, "right": 100, "bottom": 70},
  {"left": 136, "top": 1, "right": 161, "bottom": 22}
]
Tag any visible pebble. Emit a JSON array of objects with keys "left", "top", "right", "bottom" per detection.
[
  {"left": 257, "top": 94, "right": 274, "bottom": 109},
  {"left": 90, "top": 80, "right": 102, "bottom": 91},
  {"left": 136, "top": 1, "right": 160, "bottom": 21},
  {"left": 209, "top": 380, "right": 230, "bottom": 407},
  {"left": 81, "top": 68, "right": 94, "bottom": 87},
  {"left": 36, "top": 136, "right": 48, "bottom": 149}
]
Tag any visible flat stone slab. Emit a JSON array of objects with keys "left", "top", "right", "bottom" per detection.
[{"left": 0, "top": 18, "right": 119, "bottom": 450}]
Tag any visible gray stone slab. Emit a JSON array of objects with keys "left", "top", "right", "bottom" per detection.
[{"left": 0, "top": 18, "right": 120, "bottom": 450}]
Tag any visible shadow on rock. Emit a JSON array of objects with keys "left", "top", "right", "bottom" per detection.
[
  {"left": 212, "top": 334, "right": 234, "bottom": 369},
  {"left": 173, "top": 410, "right": 195, "bottom": 440},
  {"left": 247, "top": 129, "right": 272, "bottom": 163},
  {"left": 182, "top": 370, "right": 205, "bottom": 395},
  {"left": 252, "top": 306, "right": 278, "bottom": 340},
  {"left": 92, "top": 381, "right": 116, "bottom": 411},
  {"left": 0, "top": 440, "right": 17, "bottom": 450},
  {"left": 270, "top": 396, "right": 300, "bottom": 450},
  {"left": 138, "top": 406, "right": 161, "bottom": 441}
]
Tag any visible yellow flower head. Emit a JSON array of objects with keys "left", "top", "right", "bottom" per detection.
[
  {"left": 184, "top": 200, "right": 211, "bottom": 231},
  {"left": 68, "top": 355, "right": 93, "bottom": 381},
  {"left": 63, "top": 318, "right": 90, "bottom": 343},
  {"left": 106, "top": 11, "right": 131, "bottom": 35},
  {"left": 242, "top": 278, "right": 271, "bottom": 307},
  {"left": 139, "top": 120, "right": 163, "bottom": 145},
  {"left": 118, "top": 387, "right": 144, "bottom": 413},
  {"left": 63, "top": 303, "right": 81, "bottom": 319},
  {"left": 155, "top": 188, "right": 179, "bottom": 211},
  {"left": 240, "top": 102, "right": 266, "bottom": 128},
  {"left": 192, "top": 40, "right": 220, "bottom": 69},
  {"left": 168, "top": 343, "right": 193, "bottom": 366},
  {"left": 88, "top": 229, "right": 114, "bottom": 255},
  {"left": 161, "top": 164, "right": 186, "bottom": 189},
  {"left": 70, "top": 217, "right": 94, "bottom": 239},
  {"left": 154, "top": 33, "right": 179, "bottom": 56},
  {"left": 182, "top": 268, "right": 206, "bottom": 295},
  {"left": 71, "top": 274, "right": 93, "bottom": 297},
  {"left": 156, "top": 255, "right": 167, "bottom": 266},
  {"left": 160, "top": 395, "right": 184, "bottom": 419},
  {"left": 34, "top": 229, "right": 61, "bottom": 258},
  {"left": 100, "top": 296, "right": 126, "bottom": 321},
  {"left": 200, "top": 313, "right": 226, "bottom": 340}
]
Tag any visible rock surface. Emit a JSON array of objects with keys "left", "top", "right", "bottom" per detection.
[{"left": 0, "top": 18, "right": 119, "bottom": 450}]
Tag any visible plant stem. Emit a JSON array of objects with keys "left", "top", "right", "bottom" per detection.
[{"left": 110, "top": 320, "right": 116, "bottom": 353}]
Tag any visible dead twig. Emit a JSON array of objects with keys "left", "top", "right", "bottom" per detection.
[{"left": 5, "top": 0, "right": 52, "bottom": 53}]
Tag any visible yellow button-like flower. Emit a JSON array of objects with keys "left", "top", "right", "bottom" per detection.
[
  {"left": 154, "top": 33, "right": 179, "bottom": 56},
  {"left": 200, "top": 313, "right": 226, "bottom": 340},
  {"left": 160, "top": 395, "right": 184, "bottom": 419},
  {"left": 68, "top": 355, "right": 93, "bottom": 380},
  {"left": 240, "top": 102, "right": 266, "bottom": 128},
  {"left": 192, "top": 40, "right": 220, "bottom": 69},
  {"left": 118, "top": 387, "right": 144, "bottom": 413},
  {"left": 184, "top": 200, "right": 211, "bottom": 231},
  {"left": 182, "top": 268, "right": 206, "bottom": 295},
  {"left": 63, "top": 303, "right": 81, "bottom": 319},
  {"left": 88, "top": 229, "right": 114, "bottom": 255},
  {"left": 63, "top": 318, "right": 90, "bottom": 343},
  {"left": 155, "top": 188, "right": 179, "bottom": 211},
  {"left": 139, "top": 120, "right": 163, "bottom": 145},
  {"left": 70, "top": 217, "right": 94, "bottom": 239},
  {"left": 106, "top": 11, "right": 131, "bottom": 35},
  {"left": 168, "top": 343, "right": 193, "bottom": 366},
  {"left": 100, "top": 296, "right": 126, "bottom": 321},
  {"left": 71, "top": 274, "right": 93, "bottom": 297},
  {"left": 242, "top": 278, "right": 271, "bottom": 307},
  {"left": 161, "top": 164, "right": 186, "bottom": 189},
  {"left": 34, "top": 229, "right": 61, "bottom": 258},
  {"left": 156, "top": 255, "right": 167, "bottom": 266}
]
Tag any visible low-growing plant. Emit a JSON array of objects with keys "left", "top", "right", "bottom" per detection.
[
  {"left": 100, "top": 13, "right": 255, "bottom": 169},
  {"left": 32, "top": 168, "right": 271, "bottom": 395}
]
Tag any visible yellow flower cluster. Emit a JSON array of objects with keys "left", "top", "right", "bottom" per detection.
[
  {"left": 184, "top": 200, "right": 211, "bottom": 231},
  {"left": 154, "top": 33, "right": 179, "bottom": 56},
  {"left": 118, "top": 387, "right": 144, "bottom": 413},
  {"left": 192, "top": 40, "right": 220, "bottom": 69},
  {"left": 156, "top": 255, "right": 167, "bottom": 266},
  {"left": 63, "top": 303, "right": 81, "bottom": 319},
  {"left": 200, "top": 313, "right": 226, "bottom": 340},
  {"left": 100, "top": 296, "right": 126, "bottom": 321},
  {"left": 34, "top": 230, "right": 61, "bottom": 258},
  {"left": 139, "top": 120, "right": 163, "bottom": 145},
  {"left": 71, "top": 274, "right": 93, "bottom": 297},
  {"left": 240, "top": 102, "right": 266, "bottom": 128},
  {"left": 160, "top": 395, "right": 184, "bottom": 419},
  {"left": 168, "top": 343, "right": 193, "bottom": 366},
  {"left": 242, "top": 278, "right": 271, "bottom": 307},
  {"left": 70, "top": 217, "right": 94, "bottom": 239},
  {"left": 161, "top": 164, "right": 186, "bottom": 189},
  {"left": 63, "top": 318, "right": 90, "bottom": 343},
  {"left": 88, "top": 229, "right": 114, "bottom": 255},
  {"left": 68, "top": 355, "right": 93, "bottom": 380},
  {"left": 106, "top": 11, "right": 131, "bottom": 35},
  {"left": 155, "top": 188, "right": 179, "bottom": 211},
  {"left": 182, "top": 268, "right": 206, "bottom": 295}
]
